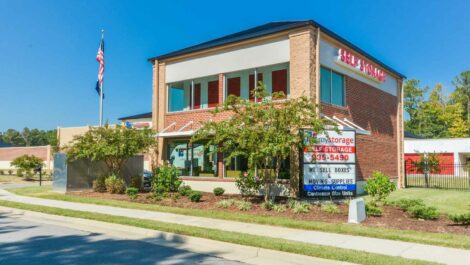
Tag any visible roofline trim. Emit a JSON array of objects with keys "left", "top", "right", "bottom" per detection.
[{"left": 148, "top": 20, "right": 405, "bottom": 79}]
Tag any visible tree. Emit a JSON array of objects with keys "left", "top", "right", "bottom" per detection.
[
  {"left": 404, "top": 79, "right": 427, "bottom": 134},
  {"left": 66, "top": 125, "right": 155, "bottom": 176},
  {"left": 2, "top": 129, "right": 25, "bottom": 146},
  {"left": 0, "top": 128, "right": 57, "bottom": 147},
  {"left": 10, "top": 154, "right": 43, "bottom": 179},
  {"left": 193, "top": 82, "right": 328, "bottom": 202},
  {"left": 450, "top": 70, "right": 470, "bottom": 124}
]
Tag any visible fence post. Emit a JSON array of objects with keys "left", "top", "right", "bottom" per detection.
[{"left": 404, "top": 160, "right": 407, "bottom": 188}]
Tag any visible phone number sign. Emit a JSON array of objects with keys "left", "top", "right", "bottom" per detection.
[{"left": 302, "top": 130, "right": 356, "bottom": 198}]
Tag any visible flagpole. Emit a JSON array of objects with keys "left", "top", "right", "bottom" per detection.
[{"left": 99, "top": 29, "right": 104, "bottom": 127}]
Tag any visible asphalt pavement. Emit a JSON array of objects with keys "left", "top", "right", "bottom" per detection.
[{"left": 0, "top": 210, "right": 246, "bottom": 265}]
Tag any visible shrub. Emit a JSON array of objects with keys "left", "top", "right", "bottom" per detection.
[
  {"left": 152, "top": 163, "right": 182, "bottom": 194},
  {"left": 8, "top": 169, "right": 13, "bottom": 175},
  {"left": 391, "top": 199, "right": 425, "bottom": 211},
  {"left": 273, "top": 204, "right": 287, "bottom": 213},
  {"left": 126, "top": 187, "right": 139, "bottom": 200},
  {"left": 92, "top": 175, "right": 107, "bottom": 192},
  {"left": 17, "top": 169, "right": 24, "bottom": 178},
  {"left": 366, "top": 204, "right": 383, "bottom": 217},
  {"left": 189, "top": 191, "right": 203, "bottom": 202},
  {"left": 236, "top": 200, "right": 252, "bottom": 211},
  {"left": 217, "top": 199, "right": 235, "bottom": 208},
  {"left": 321, "top": 201, "right": 340, "bottom": 214},
  {"left": 292, "top": 201, "right": 310, "bottom": 214},
  {"left": 129, "top": 175, "right": 142, "bottom": 190},
  {"left": 235, "top": 171, "right": 262, "bottom": 195},
  {"left": 287, "top": 198, "right": 297, "bottom": 209},
  {"left": 408, "top": 205, "right": 439, "bottom": 220},
  {"left": 105, "top": 175, "right": 126, "bottom": 194},
  {"left": 448, "top": 213, "right": 470, "bottom": 225},
  {"left": 178, "top": 184, "right": 192, "bottom": 196},
  {"left": 0, "top": 170, "right": 4, "bottom": 175},
  {"left": 261, "top": 201, "right": 274, "bottom": 211},
  {"left": 363, "top": 171, "right": 396, "bottom": 203},
  {"left": 10, "top": 154, "right": 43, "bottom": 179},
  {"left": 213, "top": 187, "right": 225, "bottom": 196},
  {"left": 170, "top": 193, "right": 181, "bottom": 202}
]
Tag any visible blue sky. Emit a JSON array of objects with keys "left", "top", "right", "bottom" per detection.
[{"left": 0, "top": 0, "right": 469, "bottom": 131}]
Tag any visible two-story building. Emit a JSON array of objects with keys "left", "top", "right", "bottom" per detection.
[{"left": 148, "top": 20, "right": 405, "bottom": 195}]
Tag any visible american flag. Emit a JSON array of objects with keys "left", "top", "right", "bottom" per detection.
[{"left": 95, "top": 35, "right": 104, "bottom": 96}]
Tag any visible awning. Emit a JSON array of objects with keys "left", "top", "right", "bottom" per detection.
[
  {"left": 322, "top": 114, "right": 370, "bottom": 135},
  {"left": 156, "top": 121, "right": 198, "bottom": 138}
]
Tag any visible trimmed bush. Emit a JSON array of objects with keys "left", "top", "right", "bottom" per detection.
[
  {"left": 92, "top": 175, "right": 107, "bottom": 193},
  {"left": 152, "top": 164, "right": 181, "bottom": 193},
  {"left": 236, "top": 200, "right": 252, "bottom": 211},
  {"left": 126, "top": 187, "right": 139, "bottom": 200},
  {"left": 363, "top": 171, "right": 396, "bottom": 203},
  {"left": 8, "top": 169, "right": 13, "bottom": 175},
  {"left": 189, "top": 191, "right": 203, "bottom": 202},
  {"left": 321, "top": 201, "right": 340, "bottom": 214},
  {"left": 0, "top": 170, "right": 4, "bottom": 175},
  {"left": 178, "top": 184, "right": 192, "bottom": 196},
  {"left": 105, "top": 175, "right": 126, "bottom": 194},
  {"left": 261, "top": 201, "right": 274, "bottom": 211},
  {"left": 213, "top": 187, "right": 225, "bottom": 196},
  {"left": 366, "top": 204, "right": 383, "bottom": 217},
  {"left": 217, "top": 199, "right": 235, "bottom": 208},
  {"left": 292, "top": 201, "right": 310, "bottom": 214},
  {"left": 235, "top": 171, "right": 261, "bottom": 195},
  {"left": 129, "top": 175, "right": 142, "bottom": 190},
  {"left": 391, "top": 199, "right": 425, "bottom": 211},
  {"left": 449, "top": 213, "right": 470, "bottom": 225},
  {"left": 273, "top": 204, "right": 287, "bottom": 213},
  {"left": 408, "top": 205, "right": 439, "bottom": 220}
]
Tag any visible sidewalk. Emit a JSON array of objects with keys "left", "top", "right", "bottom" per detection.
[{"left": 1, "top": 188, "right": 470, "bottom": 265}]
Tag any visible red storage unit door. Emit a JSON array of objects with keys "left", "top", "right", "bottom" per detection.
[
  {"left": 227, "top": 77, "right": 241, "bottom": 97},
  {"left": 272, "top": 69, "right": 287, "bottom": 96},
  {"left": 193, "top": 83, "right": 201, "bottom": 109},
  {"left": 405, "top": 153, "right": 454, "bottom": 175},
  {"left": 249, "top": 73, "right": 263, "bottom": 101},
  {"left": 207, "top": 80, "right": 219, "bottom": 108}
]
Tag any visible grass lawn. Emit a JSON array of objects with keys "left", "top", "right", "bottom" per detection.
[
  {"left": 0, "top": 174, "right": 27, "bottom": 184},
  {"left": 0, "top": 200, "right": 437, "bottom": 265},
  {"left": 387, "top": 188, "right": 470, "bottom": 215},
  {"left": 7, "top": 186, "right": 470, "bottom": 250}
]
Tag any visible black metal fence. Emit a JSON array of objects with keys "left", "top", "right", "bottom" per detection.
[{"left": 405, "top": 162, "right": 470, "bottom": 190}]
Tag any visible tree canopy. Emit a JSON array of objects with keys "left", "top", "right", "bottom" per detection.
[
  {"left": 404, "top": 71, "right": 470, "bottom": 139},
  {"left": 193, "top": 82, "right": 329, "bottom": 201},
  {"left": 0, "top": 128, "right": 57, "bottom": 147},
  {"left": 66, "top": 125, "right": 155, "bottom": 176}
]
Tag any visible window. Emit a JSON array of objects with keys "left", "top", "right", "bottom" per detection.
[
  {"left": 272, "top": 69, "right": 288, "bottom": 97},
  {"left": 225, "top": 155, "right": 248, "bottom": 178},
  {"left": 167, "top": 75, "right": 219, "bottom": 112},
  {"left": 227, "top": 77, "right": 241, "bottom": 97},
  {"left": 320, "top": 66, "right": 345, "bottom": 106},
  {"left": 167, "top": 139, "right": 218, "bottom": 177}
]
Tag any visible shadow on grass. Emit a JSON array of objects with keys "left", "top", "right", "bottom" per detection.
[{"left": 0, "top": 212, "right": 243, "bottom": 265}]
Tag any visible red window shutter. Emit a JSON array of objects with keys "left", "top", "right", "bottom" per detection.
[
  {"left": 272, "top": 69, "right": 287, "bottom": 97},
  {"left": 208, "top": 80, "right": 219, "bottom": 108},
  {"left": 227, "top": 77, "right": 241, "bottom": 97},
  {"left": 249, "top": 73, "right": 263, "bottom": 101},
  {"left": 194, "top": 83, "right": 201, "bottom": 109}
]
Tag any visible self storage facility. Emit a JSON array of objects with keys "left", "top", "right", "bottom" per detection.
[{"left": 148, "top": 20, "right": 405, "bottom": 196}]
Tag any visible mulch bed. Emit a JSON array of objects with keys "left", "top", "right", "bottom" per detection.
[{"left": 68, "top": 190, "right": 470, "bottom": 236}]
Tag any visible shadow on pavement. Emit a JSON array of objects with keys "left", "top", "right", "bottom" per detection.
[{"left": 0, "top": 212, "right": 242, "bottom": 265}]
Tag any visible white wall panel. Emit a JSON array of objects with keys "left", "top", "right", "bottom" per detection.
[{"left": 166, "top": 39, "right": 289, "bottom": 83}]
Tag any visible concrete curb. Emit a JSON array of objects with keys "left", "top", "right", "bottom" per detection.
[{"left": 0, "top": 206, "right": 354, "bottom": 265}]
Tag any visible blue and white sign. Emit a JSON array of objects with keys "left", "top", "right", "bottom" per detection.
[{"left": 302, "top": 129, "right": 356, "bottom": 198}]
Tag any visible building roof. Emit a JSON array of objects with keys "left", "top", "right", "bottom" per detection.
[
  {"left": 118, "top": 112, "right": 152, "bottom": 121},
  {"left": 148, "top": 20, "right": 405, "bottom": 78},
  {"left": 404, "top": 131, "right": 424, "bottom": 139},
  {"left": 0, "top": 140, "right": 14, "bottom": 148}
]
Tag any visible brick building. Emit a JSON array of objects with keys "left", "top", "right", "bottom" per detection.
[{"left": 148, "top": 21, "right": 405, "bottom": 195}]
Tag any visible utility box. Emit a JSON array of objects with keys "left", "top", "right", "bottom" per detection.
[{"left": 348, "top": 198, "right": 366, "bottom": 224}]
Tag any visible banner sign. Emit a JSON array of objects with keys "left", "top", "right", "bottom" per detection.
[{"left": 302, "top": 130, "right": 356, "bottom": 198}]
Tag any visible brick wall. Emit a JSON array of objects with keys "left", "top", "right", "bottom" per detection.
[
  {"left": 321, "top": 76, "right": 398, "bottom": 180},
  {"left": 0, "top": 145, "right": 52, "bottom": 171}
]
